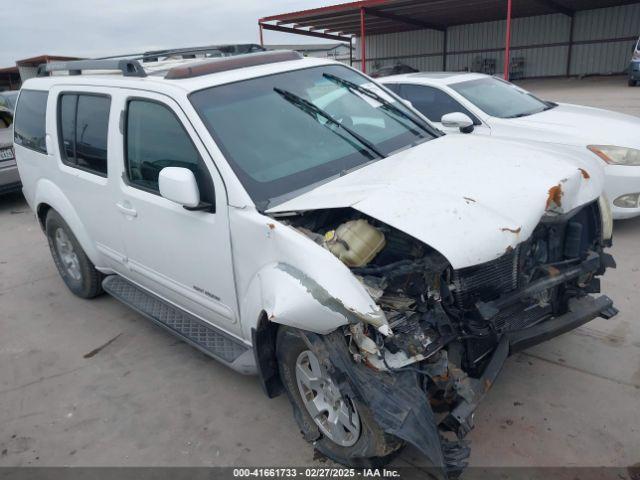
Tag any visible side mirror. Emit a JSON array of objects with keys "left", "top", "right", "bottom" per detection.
[
  {"left": 159, "top": 167, "right": 201, "bottom": 208},
  {"left": 441, "top": 112, "right": 475, "bottom": 133}
]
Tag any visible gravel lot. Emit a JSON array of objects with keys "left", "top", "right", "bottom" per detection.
[{"left": 1, "top": 75, "right": 638, "bottom": 474}]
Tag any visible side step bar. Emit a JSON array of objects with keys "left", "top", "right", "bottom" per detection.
[{"left": 102, "top": 275, "right": 254, "bottom": 372}]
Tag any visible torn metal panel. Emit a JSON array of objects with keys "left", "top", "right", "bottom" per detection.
[
  {"left": 308, "top": 330, "right": 456, "bottom": 477},
  {"left": 231, "top": 207, "right": 389, "bottom": 338}
]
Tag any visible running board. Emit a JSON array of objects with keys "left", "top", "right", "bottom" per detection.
[{"left": 102, "top": 275, "right": 253, "bottom": 371}]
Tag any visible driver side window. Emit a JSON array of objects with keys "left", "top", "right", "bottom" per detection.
[
  {"left": 398, "top": 84, "right": 480, "bottom": 125},
  {"left": 125, "top": 99, "right": 213, "bottom": 202}
]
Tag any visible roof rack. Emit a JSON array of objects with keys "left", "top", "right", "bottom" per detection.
[
  {"left": 141, "top": 44, "right": 265, "bottom": 62},
  {"left": 36, "top": 44, "right": 268, "bottom": 78},
  {"left": 37, "top": 59, "right": 147, "bottom": 77},
  {"left": 36, "top": 46, "right": 303, "bottom": 80},
  {"left": 164, "top": 50, "right": 303, "bottom": 80}
]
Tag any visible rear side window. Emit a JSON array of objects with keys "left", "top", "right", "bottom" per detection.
[
  {"left": 398, "top": 84, "right": 480, "bottom": 125},
  {"left": 124, "top": 99, "right": 213, "bottom": 202},
  {"left": 58, "top": 93, "right": 110, "bottom": 176},
  {"left": 14, "top": 90, "right": 48, "bottom": 153}
]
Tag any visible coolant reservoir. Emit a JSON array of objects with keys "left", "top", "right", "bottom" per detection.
[{"left": 324, "top": 219, "right": 385, "bottom": 267}]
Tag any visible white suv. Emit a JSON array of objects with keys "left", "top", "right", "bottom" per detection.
[{"left": 14, "top": 50, "right": 617, "bottom": 475}]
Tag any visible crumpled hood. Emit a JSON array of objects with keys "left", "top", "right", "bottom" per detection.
[
  {"left": 267, "top": 135, "right": 604, "bottom": 269},
  {"left": 495, "top": 103, "right": 640, "bottom": 149}
]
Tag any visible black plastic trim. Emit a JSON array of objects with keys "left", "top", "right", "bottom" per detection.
[{"left": 507, "top": 294, "right": 617, "bottom": 353}]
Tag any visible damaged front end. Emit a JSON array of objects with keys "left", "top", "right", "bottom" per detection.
[{"left": 278, "top": 199, "right": 617, "bottom": 476}]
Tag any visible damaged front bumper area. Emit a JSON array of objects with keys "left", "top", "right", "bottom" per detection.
[
  {"left": 280, "top": 201, "right": 617, "bottom": 477},
  {"left": 309, "top": 292, "right": 616, "bottom": 477},
  {"left": 443, "top": 292, "right": 616, "bottom": 441}
]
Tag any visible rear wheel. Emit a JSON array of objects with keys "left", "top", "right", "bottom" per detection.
[
  {"left": 45, "top": 210, "right": 104, "bottom": 299},
  {"left": 276, "top": 327, "right": 403, "bottom": 467}
]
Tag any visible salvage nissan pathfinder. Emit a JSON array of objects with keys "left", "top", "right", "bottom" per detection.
[{"left": 14, "top": 49, "right": 618, "bottom": 477}]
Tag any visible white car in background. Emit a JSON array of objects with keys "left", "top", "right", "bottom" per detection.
[{"left": 380, "top": 73, "right": 640, "bottom": 219}]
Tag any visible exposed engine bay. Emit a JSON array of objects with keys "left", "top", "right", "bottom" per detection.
[{"left": 275, "top": 201, "right": 617, "bottom": 475}]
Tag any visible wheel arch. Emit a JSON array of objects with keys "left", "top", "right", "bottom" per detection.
[{"left": 34, "top": 179, "right": 100, "bottom": 262}]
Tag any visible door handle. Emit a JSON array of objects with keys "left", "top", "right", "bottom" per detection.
[{"left": 116, "top": 202, "right": 138, "bottom": 217}]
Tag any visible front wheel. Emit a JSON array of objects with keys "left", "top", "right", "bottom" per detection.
[
  {"left": 276, "top": 327, "right": 403, "bottom": 467},
  {"left": 629, "top": 78, "right": 637, "bottom": 87},
  {"left": 45, "top": 210, "right": 104, "bottom": 299}
]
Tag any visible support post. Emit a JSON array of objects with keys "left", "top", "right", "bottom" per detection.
[
  {"left": 566, "top": 13, "right": 575, "bottom": 77},
  {"left": 259, "top": 23, "right": 264, "bottom": 46},
  {"left": 360, "top": 7, "right": 366, "bottom": 73},
  {"left": 504, "top": 0, "right": 512, "bottom": 80},
  {"left": 443, "top": 28, "right": 448, "bottom": 70}
]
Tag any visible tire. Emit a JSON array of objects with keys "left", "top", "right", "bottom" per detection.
[
  {"left": 45, "top": 210, "right": 104, "bottom": 299},
  {"left": 276, "top": 327, "right": 403, "bottom": 467},
  {"left": 629, "top": 79, "right": 637, "bottom": 87}
]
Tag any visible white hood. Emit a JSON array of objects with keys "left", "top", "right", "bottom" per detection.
[
  {"left": 493, "top": 103, "right": 640, "bottom": 149},
  {"left": 267, "top": 135, "right": 604, "bottom": 269}
]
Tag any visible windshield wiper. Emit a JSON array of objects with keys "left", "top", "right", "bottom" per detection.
[
  {"left": 322, "top": 73, "right": 435, "bottom": 137},
  {"left": 273, "top": 87, "right": 385, "bottom": 159}
]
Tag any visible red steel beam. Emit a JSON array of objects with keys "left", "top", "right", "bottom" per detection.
[
  {"left": 504, "top": 0, "right": 512, "bottom": 80},
  {"left": 360, "top": 6, "right": 367, "bottom": 73},
  {"left": 260, "top": 0, "right": 389, "bottom": 23}
]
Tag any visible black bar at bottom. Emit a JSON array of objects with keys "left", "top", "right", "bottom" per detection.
[{"left": 507, "top": 294, "right": 616, "bottom": 353}]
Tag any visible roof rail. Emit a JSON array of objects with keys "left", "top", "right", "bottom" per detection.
[
  {"left": 88, "top": 44, "right": 266, "bottom": 63},
  {"left": 37, "top": 59, "right": 147, "bottom": 77},
  {"left": 141, "top": 44, "right": 265, "bottom": 62},
  {"left": 165, "top": 50, "right": 303, "bottom": 80},
  {"left": 35, "top": 46, "right": 299, "bottom": 80}
]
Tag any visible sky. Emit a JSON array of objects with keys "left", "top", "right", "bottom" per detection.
[{"left": 2, "top": 0, "right": 352, "bottom": 67}]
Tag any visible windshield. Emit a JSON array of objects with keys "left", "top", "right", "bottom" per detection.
[
  {"left": 0, "top": 92, "right": 19, "bottom": 111},
  {"left": 190, "top": 64, "right": 435, "bottom": 208},
  {"left": 450, "top": 77, "right": 552, "bottom": 118}
]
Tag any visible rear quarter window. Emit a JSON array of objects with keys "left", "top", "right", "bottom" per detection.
[
  {"left": 14, "top": 90, "right": 49, "bottom": 154},
  {"left": 58, "top": 93, "right": 110, "bottom": 176}
]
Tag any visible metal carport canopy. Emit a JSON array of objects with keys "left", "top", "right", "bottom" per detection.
[{"left": 258, "top": 0, "right": 639, "bottom": 76}]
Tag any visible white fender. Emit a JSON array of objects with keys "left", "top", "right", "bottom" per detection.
[
  {"left": 34, "top": 178, "right": 100, "bottom": 262},
  {"left": 231, "top": 208, "right": 388, "bottom": 340}
]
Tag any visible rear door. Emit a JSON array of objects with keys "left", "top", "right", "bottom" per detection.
[
  {"left": 47, "top": 86, "right": 127, "bottom": 272},
  {"left": 112, "top": 89, "right": 239, "bottom": 335}
]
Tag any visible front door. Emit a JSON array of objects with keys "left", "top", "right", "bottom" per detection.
[{"left": 112, "top": 90, "right": 239, "bottom": 336}]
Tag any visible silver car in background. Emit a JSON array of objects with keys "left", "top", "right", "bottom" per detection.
[
  {"left": 0, "top": 99, "right": 20, "bottom": 195},
  {"left": 0, "top": 90, "right": 19, "bottom": 112}
]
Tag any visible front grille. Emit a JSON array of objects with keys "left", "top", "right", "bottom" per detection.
[{"left": 452, "top": 248, "right": 519, "bottom": 309}]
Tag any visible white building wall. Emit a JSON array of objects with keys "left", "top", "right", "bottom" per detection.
[{"left": 353, "top": 3, "right": 640, "bottom": 78}]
